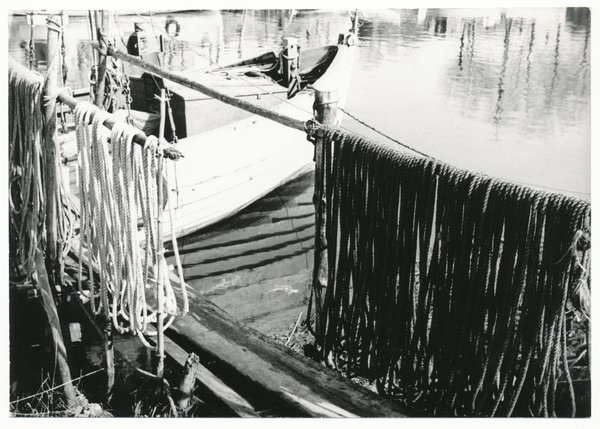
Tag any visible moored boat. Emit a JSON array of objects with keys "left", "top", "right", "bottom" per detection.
[
  {"left": 61, "top": 17, "right": 357, "bottom": 241},
  {"left": 150, "top": 37, "right": 355, "bottom": 239}
]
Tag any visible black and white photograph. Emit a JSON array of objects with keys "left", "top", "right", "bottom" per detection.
[{"left": 6, "top": 1, "right": 593, "bottom": 419}]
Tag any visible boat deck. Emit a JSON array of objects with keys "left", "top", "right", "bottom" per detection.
[{"left": 129, "top": 64, "right": 289, "bottom": 138}]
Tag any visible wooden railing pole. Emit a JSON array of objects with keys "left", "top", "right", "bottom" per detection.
[
  {"left": 94, "top": 11, "right": 115, "bottom": 109},
  {"left": 56, "top": 91, "right": 183, "bottom": 160},
  {"left": 312, "top": 89, "right": 339, "bottom": 340},
  {"left": 156, "top": 89, "right": 167, "bottom": 385},
  {"left": 102, "top": 44, "right": 307, "bottom": 132},
  {"left": 40, "top": 17, "right": 78, "bottom": 407},
  {"left": 43, "top": 16, "right": 62, "bottom": 285}
]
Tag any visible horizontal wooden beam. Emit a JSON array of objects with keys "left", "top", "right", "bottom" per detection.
[
  {"left": 56, "top": 91, "right": 183, "bottom": 160},
  {"left": 159, "top": 336, "right": 261, "bottom": 417},
  {"left": 100, "top": 44, "right": 308, "bottom": 133}
]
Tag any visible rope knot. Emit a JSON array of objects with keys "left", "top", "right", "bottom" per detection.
[{"left": 304, "top": 118, "right": 325, "bottom": 144}]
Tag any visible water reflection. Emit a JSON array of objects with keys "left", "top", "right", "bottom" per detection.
[
  {"left": 414, "top": 9, "right": 590, "bottom": 137},
  {"left": 7, "top": 8, "right": 590, "bottom": 197},
  {"left": 349, "top": 8, "right": 589, "bottom": 196},
  {"left": 354, "top": 8, "right": 590, "bottom": 134}
]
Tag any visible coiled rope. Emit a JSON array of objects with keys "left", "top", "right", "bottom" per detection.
[
  {"left": 74, "top": 101, "right": 185, "bottom": 346},
  {"left": 313, "top": 127, "right": 591, "bottom": 417}
]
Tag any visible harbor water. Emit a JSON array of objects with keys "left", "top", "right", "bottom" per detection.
[{"left": 7, "top": 8, "right": 591, "bottom": 334}]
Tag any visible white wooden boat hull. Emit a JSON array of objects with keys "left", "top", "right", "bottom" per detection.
[
  {"left": 59, "top": 39, "right": 355, "bottom": 242},
  {"left": 161, "top": 42, "right": 355, "bottom": 240}
]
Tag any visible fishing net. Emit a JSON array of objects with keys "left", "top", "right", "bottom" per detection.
[{"left": 312, "top": 128, "right": 591, "bottom": 417}]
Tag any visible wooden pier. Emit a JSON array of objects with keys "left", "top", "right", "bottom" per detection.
[{"left": 162, "top": 269, "right": 408, "bottom": 417}]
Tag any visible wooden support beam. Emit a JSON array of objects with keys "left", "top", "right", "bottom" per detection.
[
  {"left": 43, "top": 16, "right": 62, "bottom": 286},
  {"left": 35, "top": 247, "right": 78, "bottom": 408},
  {"left": 41, "top": 15, "right": 77, "bottom": 408},
  {"left": 311, "top": 89, "right": 338, "bottom": 339},
  {"left": 94, "top": 11, "right": 110, "bottom": 109},
  {"left": 166, "top": 272, "right": 408, "bottom": 418}
]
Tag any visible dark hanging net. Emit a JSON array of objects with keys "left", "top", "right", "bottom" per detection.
[{"left": 313, "top": 128, "right": 590, "bottom": 417}]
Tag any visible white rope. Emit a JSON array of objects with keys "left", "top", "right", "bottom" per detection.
[
  {"left": 73, "top": 102, "right": 186, "bottom": 345},
  {"left": 9, "top": 59, "right": 77, "bottom": 284}
]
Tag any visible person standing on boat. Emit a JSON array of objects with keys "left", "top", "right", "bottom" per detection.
[{"left": 127, "top": 23, "right": 147, "bottom": 56}]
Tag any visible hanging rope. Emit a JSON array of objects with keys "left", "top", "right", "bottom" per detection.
[
  {"left": 74, "top": 100, "right": 185, "bottom": 345},
  {"left": 9, "top": 59, "right": 46, "bottom": 278},
  {"left": 312, "top": 127, "right": 591, "bottom": 417},
  {"left": 9, "top": 58, "right": 76, "bottom": 282}
]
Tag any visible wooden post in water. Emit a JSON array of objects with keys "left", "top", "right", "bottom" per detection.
[
  {"left": 312, "top": 88, "right": 339, "bottom": 340},
  {"left": 177, "top": 353, "right": 200, "bottom": 410}
]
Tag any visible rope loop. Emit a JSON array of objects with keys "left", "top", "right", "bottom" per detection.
[
  {"left": 144, "top": 135, "right": 159, "bottom": 155},
  {"left": 69, "top": 97, "right": 187, "bottom": 341}
]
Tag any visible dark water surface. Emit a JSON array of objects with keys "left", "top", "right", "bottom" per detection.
[{"left": 7, "top": 8, "right": 591, "bottom": 333}]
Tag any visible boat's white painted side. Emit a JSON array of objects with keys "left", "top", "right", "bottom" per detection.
[{"left": 161, "top": 42, "right": 356, "bottom": 239}]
